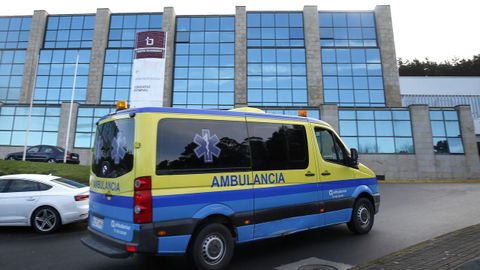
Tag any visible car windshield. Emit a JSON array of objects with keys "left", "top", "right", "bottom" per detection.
[{"left": 52, "top": 178, "right": 87, "bottom": 189}]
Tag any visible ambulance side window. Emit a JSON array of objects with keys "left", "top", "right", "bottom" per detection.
[
  {"left": 315, "top": 128, "right": 346, "bottom": 165},
  {"left": 156, "top": 118, "right": 251, "bottom": 174},
  {"left": 248, "top": 123, "right": 309, "bottom": 170}
]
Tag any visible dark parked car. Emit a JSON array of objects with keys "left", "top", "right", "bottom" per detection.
[{"left": 5, "top": 145, "right": 80, "bottom": 164}]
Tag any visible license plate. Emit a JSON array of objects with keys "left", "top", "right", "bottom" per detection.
[
  {"left": 91, "top": 216, "right": 104, "bottom": 230},
  {"left": 72, "top": 156, "right": 78, "bottom": 159}
]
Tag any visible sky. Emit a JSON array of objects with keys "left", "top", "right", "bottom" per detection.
[{"left": 1, "top": 0, "right": 479, "bottom": 62}]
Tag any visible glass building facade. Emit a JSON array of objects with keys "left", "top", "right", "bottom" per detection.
[
  {"left": 0, "top": 106, "right": 60, "bottom": 146},
  {"left": 247, "top": 12, "right": 308, "bottom": 107},
  {"left": 339, "top": 109, "right": 414, "bottom": 154},
  {"left": 0, "top": 16, "right": 31, "bottom": 103},
  {"left": 0, "top": 5, "right": 476, "bottom": 181},
  {"left": 172, "top": 16, "right": 235, "bottom": 109},
  {"left": 319, "top": 12, "right": 385, "bottom": 107}
]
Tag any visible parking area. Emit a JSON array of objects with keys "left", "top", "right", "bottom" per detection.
[{"left": 1, "top": 182, "right": 479, "bottom": 270}]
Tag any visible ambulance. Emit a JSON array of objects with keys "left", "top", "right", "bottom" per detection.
[{"left": 81, "top": 104, "right": 380, "bottom": 270}]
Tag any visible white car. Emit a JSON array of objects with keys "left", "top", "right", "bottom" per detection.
[{"left": 0, "top": 174, "right": 89, "bottom": 233}]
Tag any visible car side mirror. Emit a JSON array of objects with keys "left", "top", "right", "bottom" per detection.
[{"left": 350, "top": 148, "right": 359, "bottom": 166}]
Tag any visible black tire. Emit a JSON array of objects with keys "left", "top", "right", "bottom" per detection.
[
  {"left": 47, "top": 158, "right": 56, "bottom": 163},
  {"left": 31, "top": 206, "right": 61, "bottom": 234},
  {"left": 189, "top": 223, "right": 235, "bottom": 270},
  {"left": 347, "top": 197, "right": 374, "bottom": 234}
]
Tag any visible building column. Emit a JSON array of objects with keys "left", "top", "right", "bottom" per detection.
[
  {"left": 162, "top": 7, "right": 176, "bottom": 107},
  {"left": 456, "top": 105, "right": 480, "bottom": 179},
  {"left": 319, "top": 104, "right": 338, "bottom": 132},
  {"left": 86, "top": 8, "right": 111, "bottom": 104},
  {"left": 303, "top": 6, "right": 323, "bottom": 107},
  {"left": 409, "top": 104, "right": 434, "bottom": 179},
  {"left": 234, "top": 6, "right": 247, "bottom": 107},
  {"left": 57, "top": 102, "right": 79, "bottom": 152},
  {"left": 374, "top": 5, "right": 401, "bottom": 107},
  {"left": 19, "top": 10, "right": 48, "bottom": 104}
]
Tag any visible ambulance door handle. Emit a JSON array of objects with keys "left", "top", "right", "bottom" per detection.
[
  {"left": 321, "top": 171, "right": 331, "bottom": 176},
  {"left": 305, "top": 171, "right": 315, "bottom": 177}
]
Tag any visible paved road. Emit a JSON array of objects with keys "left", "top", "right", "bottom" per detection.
[{"left": 1, "top": 183, "right": 479, "bottom": 270}]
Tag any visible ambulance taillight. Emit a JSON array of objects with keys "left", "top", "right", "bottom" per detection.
[{"left": 133, "top": 176, "right": 152, "bottom": 224}]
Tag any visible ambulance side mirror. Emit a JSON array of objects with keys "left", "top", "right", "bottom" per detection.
[{"left": 350, "top": 148, "right": 359, "bottom": 167}]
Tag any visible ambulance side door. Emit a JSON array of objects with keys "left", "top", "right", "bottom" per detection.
[
  {"left": 313, "top": 125, "right": 356, "bottom": 225},
  {"left": 247, "top": 118, "right": 320, "bottom": 239}
]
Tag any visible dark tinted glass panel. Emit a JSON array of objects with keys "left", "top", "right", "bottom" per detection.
[
  {"left": 6, "top": 180, "right": 39, "bottom": 192},
  {"left": 0, "top": 180, "right": 8, "bottom": 192},
  {"left": 157, "top": 119, "right": 250, "bottom": 173},
  {"left": 248, "top": 122, "right": 308, "bottom": 171},
  {"left": 38, "top": 182, "right": 52, "bottom": 191},
  {"left": 52, "top": 178, "right": 86, "bottom": 188},
  {"left": 92, "top": 118, "right": 134, "bottom": 178}
]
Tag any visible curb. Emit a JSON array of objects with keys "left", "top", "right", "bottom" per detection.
[{"left": 380, "top": 179, "right": 480, "bottom": 183}]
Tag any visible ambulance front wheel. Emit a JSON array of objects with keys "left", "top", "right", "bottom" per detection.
[
  {"left": 190, "top": 223, "right": 235, "bottom": 270},
  {"left": 347, "top": 197, "right": 374, "bottom": 234}
]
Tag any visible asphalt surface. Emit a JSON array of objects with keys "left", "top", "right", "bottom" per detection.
[{"left": 1, "top": 183, "right": 480, "bottom": 270}]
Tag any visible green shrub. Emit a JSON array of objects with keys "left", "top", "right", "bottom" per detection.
[{"left": 0, "top": 160, "right": 90, "bottom": 185}]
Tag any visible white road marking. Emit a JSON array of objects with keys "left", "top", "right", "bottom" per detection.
[{"left": 275, "top": 257, "right": 353, "bottom": 270}]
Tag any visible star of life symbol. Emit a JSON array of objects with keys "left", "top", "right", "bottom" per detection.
[
  {"left": 193, "top": 129, "right": 221, "bottom": 163},
  {"left": 145, "top": 36, "right": 154, "bottom": 46},
  {"left": 111, "top": 131, "right": 127, "bottom": 165}
]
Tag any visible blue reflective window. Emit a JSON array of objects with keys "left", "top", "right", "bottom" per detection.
[
  {"left": 321, "top": 47, "right": 385, "bottom": 106},
  {"left": 430, "top": 110, "right": 464, "bottom": 154},
  {"left": 319, "top": 12, "right": 376, "bottom": 47},
  {"left": 0, "top": 17, "right": 31, "bottom": 49},
  {"left": 74, "top": 106, "right": 115, "bottom": 148},
  {"left": 173, "top": 16, "right": 235, "bottom": 109},
  {"left": 108, "top": 14, "right": 163, "bottom": 48},
  {"left": 339, "top": 109, "right": 414, "bottom": 154},
  {"left": 0, "top": 105, "right": 60, "bottom": 146},
  {"left": 44, "top": 15, "right": 94, "bottom": 48},
  {"left": 34, "top": 49, "right": 90, "bottom": 104},
  {"left": 0, "top": 50, "right": 26, "bottom": 102}
]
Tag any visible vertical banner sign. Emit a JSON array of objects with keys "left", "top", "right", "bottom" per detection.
[{"left": 129, "top": 31, "right": 167, "bottom": 108}]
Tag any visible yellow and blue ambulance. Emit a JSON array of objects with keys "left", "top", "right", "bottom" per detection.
[{"left": 81, "top": 105, "right": 380, "bottom": 270}]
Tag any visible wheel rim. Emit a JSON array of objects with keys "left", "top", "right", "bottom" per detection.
[
  {"left": 8, "top": 157, "right": 14, "bottom": 160},
  {"left": 35, "top": 209, "right": 56, "bottom": 232},
  {"left": 201, "top": 234, "right": 226, "bottom": 265},
  {"left": 48, "top": 159, "right": 55, "bottom": 163},
  {"left": 357, "top": 205, "right": 370, "bottom": 227}
]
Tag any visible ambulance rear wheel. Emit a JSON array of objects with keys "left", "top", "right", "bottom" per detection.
[
  {"left": 347, "top": 197, "right": 374, "bottom": 234},
  {"left": 190, "top": 223, "right": 234, "bottom": 270}
]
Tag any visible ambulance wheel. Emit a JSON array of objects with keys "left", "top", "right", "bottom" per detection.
[
  {"left": 347, "top": 197, "right": 374, "bottom": 235},
  {"left": 190, "top": 223, "right": 234, "bottom": 270}
]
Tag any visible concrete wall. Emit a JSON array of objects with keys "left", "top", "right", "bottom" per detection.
[
  {"left": 19, "top": 10, "right": 48, "bottom": 104},
  {"left": 234, "top": 6, "right": 247, "bottom": 107},
  {"left": 303, "top": 6, "right": 323, "bottom": 107},
  {"left": 374, "top": 5, "right": 401, "bottom": 107},
  {"left": 162, "top": 7, "right": 176, "bottom": 107},
  {"left": 86, "top": 8, "right": 111, "bottom": 104},
  {"left": 57, "top": 102, "right": 79, "bottom": 153}
]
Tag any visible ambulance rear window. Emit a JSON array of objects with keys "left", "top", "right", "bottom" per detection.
[{"left": 92, "top": 118, "right": 134, "bottom": 178}]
